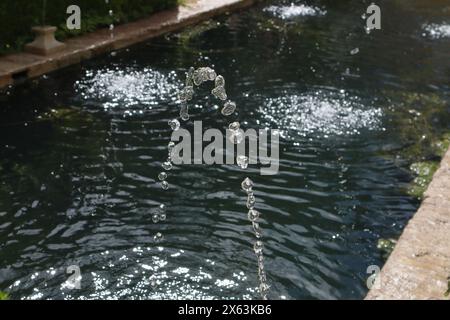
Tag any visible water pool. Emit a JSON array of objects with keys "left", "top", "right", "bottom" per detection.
[{"left": 0, "top": 0, "right": 449, "bottom": 299}]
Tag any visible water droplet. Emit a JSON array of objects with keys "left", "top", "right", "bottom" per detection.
[
  {"left": 229, "top": 130, "right": 244, "bottom": 144},
  {"left": 254, "top": 240, "right": 263, "bottom": 255},
  {"left": 192, "top": 67, "right": 211, "bottom": 86},
  {"left": 168, "top": 119, "right": 180, "bottom": 131},
  {"left": 259, "top": 271, "right": 267, "bottom": 284},
  {"left": 257, "top": 253, "right": 264, "bottom": 264},
  {"left": 221, "top": 101, "right": 236, "bottom": 116},
  {"left": 152, "top": 214, "right": 159, "bottom": 223},
  {"left": 241, "top": 177, "right": 254, "bottom": 192},
  {"left": 159, "top": 204, "right": 166, "bottom": 212},
  {"left": 252, "top": 221, "right": 262, "bottom": 238},
  {"left": 259, "top": 282, "right": 270, "bottom": 295},
  {"left": 247, "top": 194, "right": 256, "bottom": 209},
  {"left": 109, "top": 10, "right": 113, "bottom": 16},
  {"left": 229, "top": 122, "right": 240, "bottom": 131},
  {"left": 154, "top": 232, "right": 163, "bottom": 242},
  {"left": 248, "top": 209, "right": 260, "bottom": 222},
  {"left": 180, "top": 103, "right": 189, "bottom": 121},
  {"left": 158, "top": 172, "right": 168, "bottom": 181},
  {"left": 192, "top": 70, "right": 202, "bottom": 86},
  {"left": 161, "top": 181, "right": 169, "bottom": 190},
  {"left": 181, "top": 112, "right": 189, "bottom": 121},
  {"left": 162, "top": 161, "right": 173, "bottom": 171},
  {"left": 211, "top": 86, "right": 227, "bottom": 100},
  {"left": 350, "top": 48, "right": 359, "bottom": 55},
  {"left": 186, "top": 67, "right": 195, "bottom": 86},
  {"left": 178, "top": 85, "right": 194, "bottom": 101},
  {"left": 237, "top": 155, "right": 249, "bottom": 169},
  {"left": 206, "top": 67, "right": 217, "bottom": 81},
  {"left": 159, "top": 213, "right": 166, "bottom": 221},
  {"left": 258, "top": 262, "right": 266, "bottom": 273},
  {"left": 177, "top": 90, "right": 187, "bottom": 102},
  {"left": 215, "top": 75, "right": 225, "bottom": 87},
  {"left": 109, "top": 24, "right": 114, "bottom": 31}
]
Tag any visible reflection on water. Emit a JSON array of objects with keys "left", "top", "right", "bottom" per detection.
[
  {"left": 8, "top": 246, "right": 255, "bottom": 300},
  {"left": 1, "top": 0, "right": 450, "bottom": 300}
]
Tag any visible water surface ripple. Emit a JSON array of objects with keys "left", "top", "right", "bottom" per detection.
[{"left": 0, "top": 0, "right": 449, "bottom": 299}]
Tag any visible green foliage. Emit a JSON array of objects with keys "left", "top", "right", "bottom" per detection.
[
  {"left": 0, "top": 0, "right": 180, "bottom": 55},
  {"left": 0, "top": 291, "right": 9, "bottom": 300}
]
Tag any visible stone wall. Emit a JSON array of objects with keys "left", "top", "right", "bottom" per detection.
[{"left": 366, "top": 147, "right": 450, "bottom": 299}]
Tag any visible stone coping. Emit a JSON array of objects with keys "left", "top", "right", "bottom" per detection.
[
  {"left": 0, "top": 0, "right": 255, "bottom": 89},
  {"left": 366, "top": 147, "right": 450, "bottom": 300}
]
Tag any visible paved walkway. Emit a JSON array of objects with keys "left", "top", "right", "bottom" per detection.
[
  {"left": 366, "top": 147, "right": 450, "bottom": 299},
  {"left": 0, "top": 0, "right": 254, "bottom": 88}
]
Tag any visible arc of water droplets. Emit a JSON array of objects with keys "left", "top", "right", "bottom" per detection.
[
  {"left": 105, "top": 0, "right": 114, "bottom": 37},
  {"left": 157, "top": 66, "right": 269, "bottom": 299}
]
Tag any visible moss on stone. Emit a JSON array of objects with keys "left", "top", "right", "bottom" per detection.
[
  {"left": 432, "top": 133, "right": 450, "bottom": 158},
  {"left": 378, "top": 91, "right": 450, "bottom": 199},
  {"left": 407, "top": 161, "right": 440, "bottom": 199},
  {"left": 0, "top": 291, "right": 9, "bottom": 300},
  {"left": 377, "top": 238, "right": 397, "bottom": 260},
  {"left": 377, "top": 238, "right": 396, "bottom": 254},
  {"left": 445, "top": 278, "right": 450, "bottom": 298}
]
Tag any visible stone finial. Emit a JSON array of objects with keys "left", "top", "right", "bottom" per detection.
[{"left": 25, "top": 26, "right": 65, "bottom": 56}]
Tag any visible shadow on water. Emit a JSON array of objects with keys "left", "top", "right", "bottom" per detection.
[{"left": 0, "top": 0, "right": 449, "bottom": 299}]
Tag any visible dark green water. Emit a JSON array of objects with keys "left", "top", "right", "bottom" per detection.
[{"left": 0, "top": 0, "right": 449, "bottom": 299}]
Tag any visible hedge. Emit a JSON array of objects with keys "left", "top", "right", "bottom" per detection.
[{"left": 0, "top": 0, "right": 180, "bottom": 55}]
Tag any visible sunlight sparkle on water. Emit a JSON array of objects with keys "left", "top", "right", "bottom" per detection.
[
  {"left": 76, "top": 67, "right": 181, "bottom": 109},
  {"left": 264, "top": 3, "right": 327, "bottom": 19},
  {"left": 258, "top": 90, "right": 382, "bottom": 138},
  {"left": 422, "top": 23, "right": 450, "bottom": 39}
]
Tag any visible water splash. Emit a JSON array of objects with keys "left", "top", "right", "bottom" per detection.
[
  {"left": 258, "top": 90, "right": 382, "bottom": 139},
  {"left": 264, "top": 3, "right": 327, "bottom": 20},
  {"left": 422, "top": 23, "right": 450, "bottom": 39},
  {"left": 75, "top": 68, "right": 181, "bottom": 110}
]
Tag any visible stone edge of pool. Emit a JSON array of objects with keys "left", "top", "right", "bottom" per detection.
[
  {"left": 366, "top": 147, "right": 450, "bottom": 300},
  {"left": 0, "top": 0, "right": 255, "bottom": 89}
]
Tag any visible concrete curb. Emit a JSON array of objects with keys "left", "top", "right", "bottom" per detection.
[
  {"left": 366, "top": 147, "right": 450, "bottom": 300},
  {"left": 0, "top": 0, "right": 255, "bottom": 89}
]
